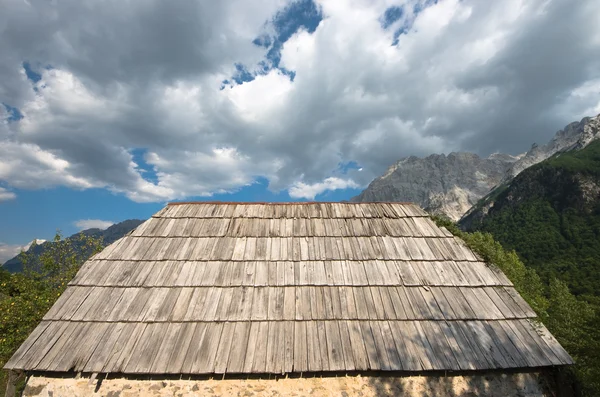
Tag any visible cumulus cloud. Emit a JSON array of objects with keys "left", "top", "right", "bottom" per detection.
[
  {"left": 0, "top": 187, "right": 16, "bottom": 201},
  {"left": 73, "top": 219, "right": 114, "bottom": 231},
  {"left": 289, "top": 177, "right": 359, "bottom": 199},
  {"left": 0, "top": 0, "right": 599, "bottom": 202},
  {"left": 0, "top": 243, "right": 24, "bottom": 264},
  {"left": 0, "top": 239, "right": 46, "bottom": 264}
]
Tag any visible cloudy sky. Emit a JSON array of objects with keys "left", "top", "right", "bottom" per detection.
[{"left": 1, "top": 0, "right": 599, "bottom": 262}]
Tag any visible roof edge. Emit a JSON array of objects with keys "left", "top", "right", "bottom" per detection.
[{"left": 166, "top": 201, "right": 417, "bottom": 206}]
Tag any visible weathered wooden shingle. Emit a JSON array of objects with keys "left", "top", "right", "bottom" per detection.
[{"left": 5, "top": 202, "right": 572, "bottom": 375}]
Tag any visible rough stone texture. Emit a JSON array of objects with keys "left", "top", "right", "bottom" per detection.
[
  {"left": 503, "top": 113, "right": 600, "bottom": 182},
  {"left": 351, "top": 152, "right": 518, "bottom": 221},
  {"left": 23, "top": 372, "right": 552, "bottom": 397},
  {"left": 351, "top": 113, "right": 600, "bottom": 221}
]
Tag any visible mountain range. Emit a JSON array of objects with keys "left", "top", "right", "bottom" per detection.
[
  {"left": 2, "top": 219, "right": 144, "bottom": 273},
  {"left": 352, "top": 113, "right": 600, "bottom": 221}
]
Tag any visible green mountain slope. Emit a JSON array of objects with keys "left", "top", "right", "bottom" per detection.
[
  {"left": 2, "top": 219, "right": 144, "bottom": 273},
  {"left": 460, "top": 140, "right": 600, "bottom": 296}
]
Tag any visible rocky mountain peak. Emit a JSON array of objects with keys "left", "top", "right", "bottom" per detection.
[
  {"left": 352, "top": 113, "right": 600, "bottom": 221},
  {"left": 503, "top": 114, "right": 600, "bottom": 182}
]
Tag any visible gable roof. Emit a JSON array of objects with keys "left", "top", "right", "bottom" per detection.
[{"left": 5, "top": 202, "right": 572, "bottom": 375}]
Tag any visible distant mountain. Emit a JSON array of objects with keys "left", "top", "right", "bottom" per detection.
[
  {"left": 2, "top": 219, "right": 144, "bottom": 273},
  {"left": 460, "top": 140, "right": 600, "bottom": 296},
  {"left": 351, "top": 152, "right": 519, "bottom": 220},
  {"left": 502, "top": 114, "right": 600, "bottom": 182},
  {"left": 352, "top": 114, "right": 600, "bottom": 220}
]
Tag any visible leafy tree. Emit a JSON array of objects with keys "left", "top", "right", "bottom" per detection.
[
  {"left": 433, "top": 216, "right": 600, "bottom": 396},
  {"left": 0, "top": 231, "right": 103, "bottom": 396}
]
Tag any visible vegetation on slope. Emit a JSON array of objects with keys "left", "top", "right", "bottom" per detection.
[
  {"left": 3, "top": 219, "right": 143, "bottom": 273},
  {"left": 0, "top": 232, "right": 104, "bottom": 396},
  {"left": 436, "top": 217, "right": 600, "bottom": 396},
  {"left": 461, "top": 140, "right": 600, "bottom": 297}
]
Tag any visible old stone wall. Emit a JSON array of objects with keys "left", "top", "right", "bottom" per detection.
[{"left": 23, "top": 372, "right": 553, "bottom": 397}]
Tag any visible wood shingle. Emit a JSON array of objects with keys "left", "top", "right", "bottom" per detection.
[{"left": 5, "top": 202, "right": 572, "bottom": 375}]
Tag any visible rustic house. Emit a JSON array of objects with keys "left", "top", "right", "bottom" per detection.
[{"left": 5, "top": 202, "right": 572, "bottom": 396}]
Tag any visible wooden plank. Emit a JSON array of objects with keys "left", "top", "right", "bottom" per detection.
[
  {"left": 181, "top": 322, "right": 209, "bottom": 373},
  {"left": 494, "top": 287, "right": 529, "bottom": 318},
  {"left": 497, "top": 321, "right": 545, "bottom": 367},
  {"left": 472, "top": 288, "right": 504, "bottom": 320},
  {"left": 387, "top": 286, "right": 407, "bottom": 319},
  {"left": 347, "top": 321, "right": 369, "bottom": 370},
  {"left": 293, "top": 321, "right": 308, "bottom": 372},
  {"left": 202, "top": 287, "right": 224, "bottom": 321},
  {"left": 421, "top": 321, "right": 460, "bottom": 370},
  {"left": 234, "top": 286, "right": 255, "bottom": 321},
  {"left": 251, "top": 287, "right": 268, "bottom": 321},
  {"left": 4, "top": 321, "right": 51, "bottom": 369},
  {"left": 483, "top": 287, "right": 516, "bottom": 319},
  {"left": 369, "top": 287, "right": 386, "bottom": 319},
  {"left": 265, "top": 321, "right": 282, "bottom": 373},
  {"left": 215, "top": 287, "right": 235, "bottom": 321},
  {"left": 379, "top": 321, "right": 402, "bottom": 370},
  {"left": 195, "top": 322, "right": 224, "bottom": 373},
  {"left": 483, "top": 321, "right": 527, "bottom": 368},
  {"left": 311, "top": 287, "right": 326, "bottom": 320},
  {"left": 149, "top": 323, "right": 183, "bottom": 373},
  {"left": 369, "top": 321, "right": 392, "bottom": 370},
  {"left": 281, "top": 287, "right": 296, "bottom": 321},
  {"left": 243, "top": 322, "right": 260, "bottom": 373},
  {"left": 396, "top": 261, "right": 420, "bottom": 286},
  {"left": 251, "top": 322, "right": 269, "bottom": 373},
  {"left": 100, "top": 323, "right": 140, "bottom": 372},
  {"left": 359, "top": 321, "right": 380, "bottom": 370},
  {"left": 441, "top": 287, "right": 476, "bottom": 319},
  {"left": 436, "top": 321, "right": 473, "bottom": 370},
  {"left": 516, "top": 319, "right": 562, "bottom": 365},
  {"left": 532, "top": 321, "right": 573, "bottom": 365},
  {"left": 37, "top": 322, "right": 81, "bottom": 371},
  {"left": 268, "top": 287, "right": 285, "bottom": 320},
  {"left": 214, "top": 322, "right": 236, "bottom": 373},
  {"left": 70, "top": 287, "right": 105, "bottom": 321},
  {"left": 268, "top": 261, "right": 278, "bottom": 286},
  {"left": 387, "top": 321, "right": 417, "bottom": 371},
  {"left": 353, "top": 287, "right": 370, "bottom": 320},
  {"left": 337, "top": 321, "right": 355, "bottom": 371},
  {"left": 282, "top": 321, "right": 294, "bottom": 373},
  {"left": 316, "top": 321, "right": 330, "bottom": 371},
  {"left": 133, "top": 323, "right": 169, "bottom": 373},
  {"left": 466, "top": 321, "right": 510, "bottom": 368},
  {"left": 323, "top": 321, "right": 344, "bottom": 371},
  {"left": 412, "top": 321, "right": 444, "bottom": 370},
  {"left": 405, "top": 287, "right": 432, "bottom": 319},
  {"left": 296, "top": 287, "right": 311, "bottom": 320},
  {"left": 242, "top": 261, "right": 256, "bottom": 286},
  {"left": 306, "top": 321, "right": 322, "bottom": 371},
  {"left": 182, "top": 288, "right": 207, "bottom": 321}
]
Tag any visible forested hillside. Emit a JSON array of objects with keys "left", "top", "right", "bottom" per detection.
[
  {"left": 2, "top": 219, "right": 143, "bottom": 273},
  {"left": 461, "top": 140, "right": 600, "bottom": 297},
  {"left": 458, "top": 140, "right": 600, "bottom": 395}
]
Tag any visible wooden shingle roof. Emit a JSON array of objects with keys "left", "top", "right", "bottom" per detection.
[{"left": 5, "top": 202, "right": 572, "bottom": 375}]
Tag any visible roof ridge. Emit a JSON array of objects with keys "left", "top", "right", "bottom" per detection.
[{"left": 167, "top": 201, "right": 417, "bottom": 206}]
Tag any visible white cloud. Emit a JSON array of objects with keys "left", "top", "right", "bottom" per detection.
[
  {"left": 0, "top": 0, "right": 599, "bottom": 202},
  {"left": 0, "top": 243, "right": 23, "bottom": 264},
  {"left": 73, "top": 219, "right": 114, "bottom": 231},
  {"left": 0, "top": 187, "right": 16, "bottom": 201},
  {"left": 0, "top": 239, "right": 46, "bottom": 264},
  {"left": 289, "top": 177, "right": 359, "bottom": 200}
]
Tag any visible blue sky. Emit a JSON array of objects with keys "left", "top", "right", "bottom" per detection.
[{"left": 1, "top": 0, "right": 599, "bottom": 261}]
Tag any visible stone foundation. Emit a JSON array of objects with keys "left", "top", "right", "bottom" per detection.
[{"left": 22, "top": 372, "right": 553, "bottom": 397}]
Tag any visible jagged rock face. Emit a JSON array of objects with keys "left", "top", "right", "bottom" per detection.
[
  {"left": 352, "top": 114, "right": 600, "bottom": 221},
  {"left": 351, "top": 152, "right": 518, "bottom": 221},
  {"left": 503, "top": 114, "right": 600, "bottom": 181}
]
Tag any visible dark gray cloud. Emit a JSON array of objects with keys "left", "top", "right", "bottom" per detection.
[{"left": 0, "top": 0, "right": 599, "bottom": 201}]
